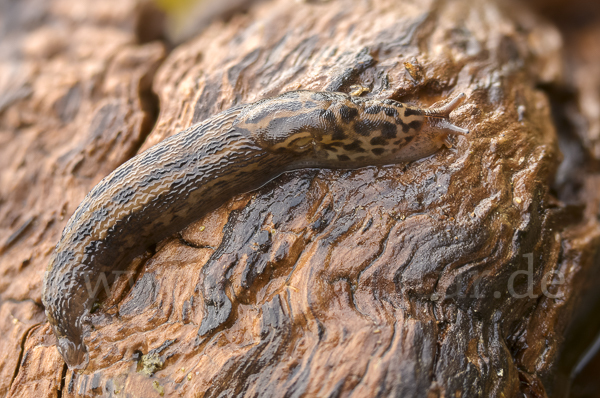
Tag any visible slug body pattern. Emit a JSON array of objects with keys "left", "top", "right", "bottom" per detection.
[{"left": 42, "top": 90, "right": 469, "bottom": 369}]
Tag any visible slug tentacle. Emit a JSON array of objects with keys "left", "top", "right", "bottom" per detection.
[
  {"left": 42, "top": 90, "right": 469, "bottom": 370},
  {"left": 425, "top": 92, "right": 466, "bottom": 118}
]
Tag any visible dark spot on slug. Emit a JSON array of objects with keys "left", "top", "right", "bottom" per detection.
[
  {"left": 408, "top": 120, "right": 423, "bottom": 131},
  {"left": 370, "top": 136, "right": 387, "bottom": 146},
  {"left": 404, "top": 107, "right": 422, "bottom": 117},
  {"left": 320, "top": 109, "right": 337, "bottom": 125},
  {"left": 322, "top": 144, "right": 339, "bottom": 152},
  {"left": 383, "top": 107, "right": 398, "bottom": 117},
  {"left": 365, "top": 105, "right": 382, "bottom": 114},
  {"left": 371, "top": 148, "right": 385, "bottom": 156},
  {"left": 354, "top": 120, "right": 374, "bottom": 136},
  {"left": 381, "top": 122, "right": 397, "bottom": 138},
  {"left": 339, "top": 105, "right": 359, "bottom": 124},
  {"left": 397, "top": 119, "right": 410, "bottom": 134},
  {"left": 332, "top": 127, "right": 347, "bottom": 141},
  {"left": 343, "top": 140, "right": 365, "bottom": 152},
  {"left": 337, "top": 154, "right": 350, "bottom": 161},
  {"left": 405, "top": 135, "right": 415, "bottom": 143}
]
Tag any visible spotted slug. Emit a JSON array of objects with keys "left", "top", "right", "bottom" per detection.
[{"left": 42, "top": 90, "right": 469, "bottom": 370}]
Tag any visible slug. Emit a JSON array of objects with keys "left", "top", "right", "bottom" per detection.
[{"left": 42, "top": 90, "right": 469, "bottom": 370}]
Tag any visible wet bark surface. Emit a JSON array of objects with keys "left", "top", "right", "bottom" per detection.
[{"left": 1, "top": 0, "right": 599, "bottom": 397}]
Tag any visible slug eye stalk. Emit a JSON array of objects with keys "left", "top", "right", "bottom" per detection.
[{"left": 424, "top": 93, "right": 470, "bottom": 136}]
